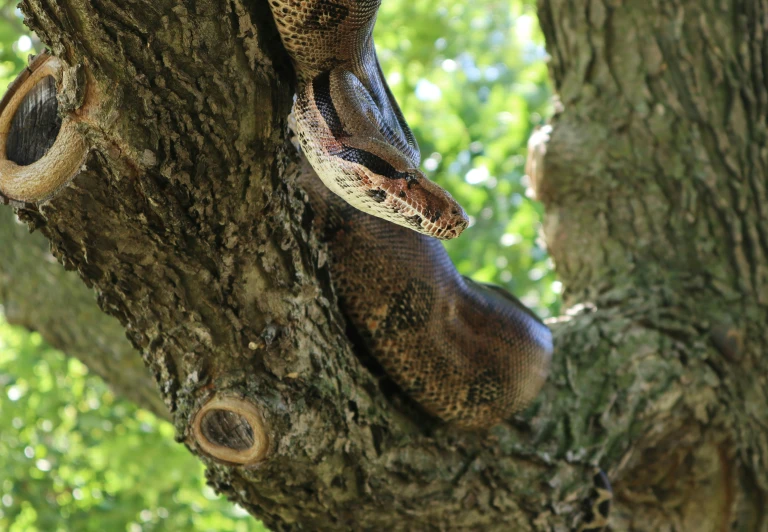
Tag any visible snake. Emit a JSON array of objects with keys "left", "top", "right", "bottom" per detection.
[{"left": 269, "top": 0, "right": 553, "bottom": 428}]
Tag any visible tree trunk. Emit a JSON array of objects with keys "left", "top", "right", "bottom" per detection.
[
  {"left": 535, "top": 0, "right": 768, "bottom": 530},
  {"left": 1, "top": 0, "right": 765, "bottom": 530}
]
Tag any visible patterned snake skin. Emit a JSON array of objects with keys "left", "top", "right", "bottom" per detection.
[{"left": 270, "top": 0, "right": 553, "bottom": 427}]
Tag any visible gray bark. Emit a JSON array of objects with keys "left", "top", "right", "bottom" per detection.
[
  {"left": 0, "top": 0, "right": 764, "bottom": 530},
  {"left": 537, "top": 0, "right": 768, "bottom": 529}
]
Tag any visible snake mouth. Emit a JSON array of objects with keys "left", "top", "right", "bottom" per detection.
[{"left": 416, "top": 211, "right": 468, "bottom": 240}]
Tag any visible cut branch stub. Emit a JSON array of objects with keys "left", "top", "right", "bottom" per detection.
[
  {"left": 0, "top": 52, "right": 88, "bottom": 204},
  {"left": 190, "top": 395, "right": 270, "bottom": 465}
]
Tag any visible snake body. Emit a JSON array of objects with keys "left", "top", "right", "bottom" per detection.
[{"left": 270, "top": 0, "right": 553, "bottom": 427}]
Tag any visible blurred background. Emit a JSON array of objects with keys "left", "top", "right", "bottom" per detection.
[{"left": 0, "top": 0, "right": 552, "bottom": 529}]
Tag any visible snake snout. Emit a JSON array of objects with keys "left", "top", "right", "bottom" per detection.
[
  {"left": 447, "top": 214, "right": 469, "bottom": 238},
  {"left": 427, "top": 202, "right": 469, "bottom": 240},
  {"left": 417, "top": 180, "right": 470, "bottom": 240}
]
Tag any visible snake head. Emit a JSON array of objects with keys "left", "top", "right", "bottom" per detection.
[{"left": 366, "top": 168, "right": 469, "bottom": 240}]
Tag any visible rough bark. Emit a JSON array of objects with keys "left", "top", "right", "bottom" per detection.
[
  {"left": 536, "top": 0, "right": 768, "bottom": 530},
  {"left": 0, "top": 0, "right": 764, "bottom": 530}
]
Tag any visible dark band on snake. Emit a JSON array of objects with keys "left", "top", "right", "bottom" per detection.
[
  {"left": 312, "top": 71, "right": 347, "bottom": 138},
  {"left": 336, "top": 147, "right": 411, "bottom": 181},
  {"left": 313, "top": 71, "right": 414, "bottom": 181}
]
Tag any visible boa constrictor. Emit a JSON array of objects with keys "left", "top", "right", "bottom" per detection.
[{"left": 269, "top": 0, "right": 553, "bottom": 428}]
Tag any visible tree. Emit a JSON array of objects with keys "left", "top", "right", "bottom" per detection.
[{"left": 1, "top": 0, "right": 766, "bottom": 530}]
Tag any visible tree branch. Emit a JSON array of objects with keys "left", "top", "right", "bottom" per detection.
[{"left": 0, "top": 206, "right": 167, "bottom": 418}]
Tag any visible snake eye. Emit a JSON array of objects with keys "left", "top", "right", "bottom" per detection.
[
  {"left": 366, "top": 188, "right": 387, "bottom": 203},
  {"left": 405, "top": 174, "right": 418, "bottom": 187}
]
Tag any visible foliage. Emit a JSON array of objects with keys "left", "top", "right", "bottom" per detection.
[
  {"left": 377, "top": 0, "right": 557, "bottom": 315},
  {"left": 0, "top": 317, "right": 265, "bottom": 532},
  {"left": 0, "top": 0, "right": 553, "bottom": 530},
  {"left": 0, "top": 1, "right": 28, "bottom": 78}
]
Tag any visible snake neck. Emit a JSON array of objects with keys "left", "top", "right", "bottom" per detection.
[
  {"left": 269, "top": 0, "right": 417, "bottom": 163},
  {"left": 270, "top": 0, "right": 380, "bottom": 80}
]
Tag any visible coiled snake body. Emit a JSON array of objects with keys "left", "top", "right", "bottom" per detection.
[{"left": 270, "top": 0, "right": 553, "bottom": 427}]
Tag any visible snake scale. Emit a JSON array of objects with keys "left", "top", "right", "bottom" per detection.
[{"left": 269, "top": 0, "right": 553, "bottom": 428}]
